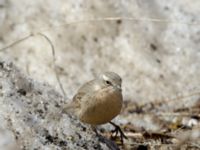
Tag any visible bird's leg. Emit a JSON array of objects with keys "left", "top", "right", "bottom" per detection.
[
  {"left": 109, "top": 121, "right": 127, "bottom": 144},
  {"left": 91, "top": 125, "right": 120, "bottom": 150},
  {"left": 91, "top": 125, "right": 99, "bottom": 136}
]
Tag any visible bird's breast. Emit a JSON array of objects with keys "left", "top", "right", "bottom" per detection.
[{"left": 79, "top": 87, "right": 123, "bottom": 125}]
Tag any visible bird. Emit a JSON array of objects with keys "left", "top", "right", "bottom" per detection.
[{"left": 63, "top": 72, "right": 127, "bottom": 142}]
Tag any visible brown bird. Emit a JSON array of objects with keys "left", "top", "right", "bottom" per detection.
[{"left": 63, "top": 72, "right": 127, "bottom": 142}]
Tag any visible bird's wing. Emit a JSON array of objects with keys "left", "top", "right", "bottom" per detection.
[
  {"left": 72, "top": 80, "right": 96, "bottom": 102},
  {"left": 63, "top": 79, "right": 98, "bottom": 114},
  {"left": 62, "top": 91, "right": 84, "bottom": 114},
  {"left": 72, "top": 92, "right": 84, "bottom": 107},
  {"left": 76, "top": 80, "right": 97, "bottom": 94}
]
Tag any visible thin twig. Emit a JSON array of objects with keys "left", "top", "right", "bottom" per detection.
[
  {"left": 0, "top": 34, "right": 34, "bottom": 52},
  {"left": 139, "top": 91, "right": 200, "bottom": 109},
  {"left": 37, "top": 33, "right": 67, "bottom": 98},
  {"left": 36, "top": 17, "right": 200, "bottom": 33},
  {"left": 0, "top": 32, "right": 67, "bottom": 99},
  {"left": 157, "top": 112, "right": 200, "bottom": 117}
]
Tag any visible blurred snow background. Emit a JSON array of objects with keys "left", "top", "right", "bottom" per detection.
[
  {"left": 0, "top": 0, "right": 200, "bottom": 115},
  {"left": 1, "top": 0, "right": 200, "bottom": 149}
]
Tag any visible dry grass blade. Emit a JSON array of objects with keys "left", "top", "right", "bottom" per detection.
[{"left": 0, "top": 32, "right": 67, "bottom": 99}]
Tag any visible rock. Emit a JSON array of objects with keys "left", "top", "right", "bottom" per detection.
[{"left": 0, "top": 61, "right": 114, "bottom": 150}]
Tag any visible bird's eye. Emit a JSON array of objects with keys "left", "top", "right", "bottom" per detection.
[{"left": 105, "top": 80, "right": 112, "bottom": 85}]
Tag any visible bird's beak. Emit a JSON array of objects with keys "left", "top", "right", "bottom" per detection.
[{"left": 116, "top": 85, "right": 122, "bottom": 91}]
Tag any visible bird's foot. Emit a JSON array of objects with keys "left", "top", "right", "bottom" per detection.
[{"left": 109, "top": 121, "right": 127, "bottom": 144}]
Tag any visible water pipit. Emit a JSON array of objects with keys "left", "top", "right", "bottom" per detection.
[{"left": 63, "top": 72, "right": 127, "bottom": 142}]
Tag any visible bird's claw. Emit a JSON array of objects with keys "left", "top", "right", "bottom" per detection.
[{"left": 109, "top": 121, "right": 127, "bottom": 144}]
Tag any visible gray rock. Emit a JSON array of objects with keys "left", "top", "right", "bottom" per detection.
[{"left": 0, "top": 61, "right": 115, "bottom": 150}]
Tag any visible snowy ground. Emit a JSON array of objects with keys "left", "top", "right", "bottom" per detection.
[{"left": 0, "top": 0, "right": 200, "bottom": 149}]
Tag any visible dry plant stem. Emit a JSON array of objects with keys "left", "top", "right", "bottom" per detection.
[
  {"left": 0, "top": 32, "right": 67, "bottom": 99},
  {"left": 38, "top": 33, "right": 67, "bottom": 99},
  {"left": 34, "top": 17, "right": 200, "bottom": 34},
  {"left": 139, "top": 91, "right": 200, "bottom": 109},
  {"left": 0, "top": 17, "right": 197, "bottom": 46},
  {"left": 157, "top": 112, "right": 200, "bottom": 117},
  {"left": 0, "top": 34, "right": 34, "bottom": 52}
]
